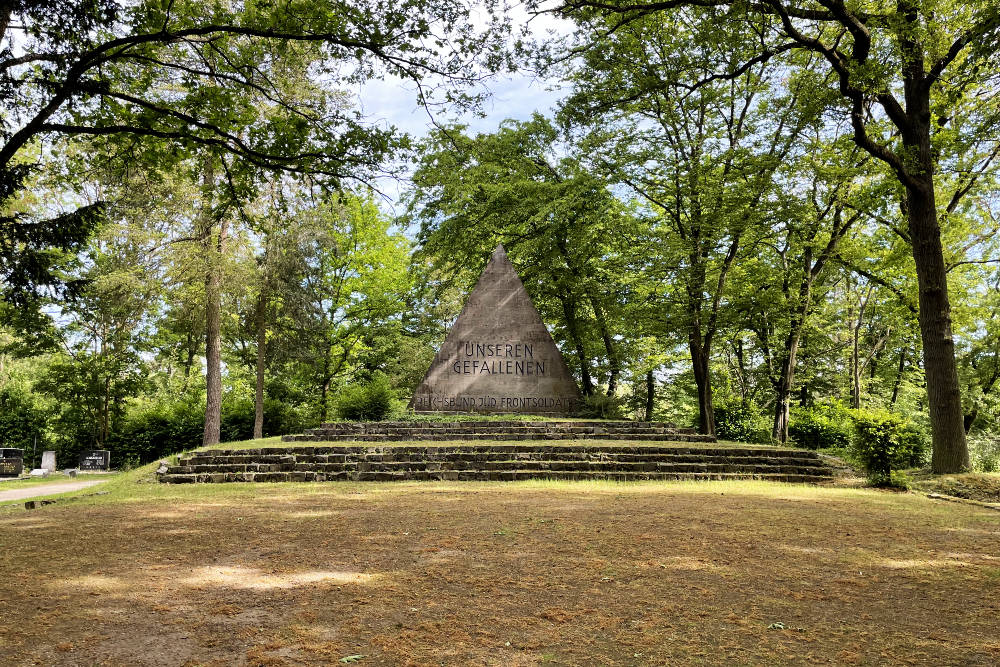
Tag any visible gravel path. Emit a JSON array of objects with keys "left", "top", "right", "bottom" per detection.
[{"left": 0, "top": 480, "right": 106, "bottom": 503}]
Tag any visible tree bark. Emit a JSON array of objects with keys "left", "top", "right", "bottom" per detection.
[
  {"left": 644, "top": 369, "right": 655, "bottom": 422},
  {"left": 908, "top": 180, "right": 968, "bottom": 471},
  {"left": 588, "top": 295, "right": 620, "bottom": 395},
  {"left": 890, "top": 350, "right": 906, "bottom": 406},
  {"left": 253, "top": 289, "right": 267, "bottom": 439},
  {"left": 689, "top": 336, "right": 715, "bottom": 436},
  {"left": 200, "top": 158, "right": 226, "bottom": 447},
  {"left": 557, "top": 293, "right": 594, "bottom": 396}
]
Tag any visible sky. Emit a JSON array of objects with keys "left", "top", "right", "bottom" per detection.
[
  {"left": 355, "top": 7, "right": 575, "bottom": 214},
  {"left": 360, "top": 72, "right": 569, "bottom": 214}
]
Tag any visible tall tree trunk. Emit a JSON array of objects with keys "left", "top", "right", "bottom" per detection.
[
  {"left": 906, "top": 173, "right": 968, "bottom": 471},
  {"left": 851, "top": 312, "right": 862, "bottom": 410},
  {"left": 772, "top": 268, "right": 816, "bottom": 442},
  {"left": 689, "top": 336, "right": 715, "bottom": 436},
  {"left": 890, "top": 350, "right": 906, "bottom": 406},
  {"left": 253, "top": 289, "right": 267, "bottom": 439},
  {"left": 558, "top": 293, "right": 594, "bottom": 396},
  {"left": 200, "top": 159, "right": 226, "bottom": 447},
  {"left": 644, "top": 369, "right": 655, "bottom": 422},
  {"left": 896, "top": 28, "right": 969, "bottom": 472},
  {"left": 551, "top": 241, "right": 600, "bottom": 396},
  {"left": 587, "top": 296, "right": 620, "bottom": 395},
  {"left": 319, "top": 342, "right": 332, "bottom": 423}
]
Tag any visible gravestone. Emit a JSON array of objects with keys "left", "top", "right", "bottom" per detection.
[
  {"left": 411, "top": 244, "right": 581, "bottom": 415},
  {"left": 0, "top": 448, "right": 23, "bottom": 477},
  {"left": 41, "top": 450, "right": 56, "bottom": 472},
  {"left": 79, "top": 450, "right": 111, "bottom": 471}
]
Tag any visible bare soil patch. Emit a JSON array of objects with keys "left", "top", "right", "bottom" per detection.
[
  {"left": 0, "top": 479, "right": 108, "bottom": 503},
  {"left": 1, "top": 480, "right": 998, "bottom": 665}
]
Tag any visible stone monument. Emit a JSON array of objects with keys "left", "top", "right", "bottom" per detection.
[
  {"left": 411, "top": 244, "right": 581, "bottom": 415},
  {"left": 41, "top": 450, "right": 56, "bottom": 473},
  {"left": 0, "top": 448, "right": 23, "bottom": 477},
  {"left": 79, "top": 450, "right": 111, "bottom": 471}
]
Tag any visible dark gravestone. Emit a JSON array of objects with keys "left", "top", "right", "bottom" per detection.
[
  {"left": 0, "top": 448, "right": 24, "bottom": 477},
  {"left": 410, "top": 244, "right": 582, "bottom": 415},
  {"left": 78, "top": 450, "right": 111, "bottom": 471}
]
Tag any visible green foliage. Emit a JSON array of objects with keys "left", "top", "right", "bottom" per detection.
[
  {"left": 219, "top": 399, "right": 310, "bottom": 444},
  {"left": 105, "top": 400, "right": 204, "bottom": 468},
  {"left": 106, "top": 395, "right": 311, "bottom": 467},
  {"left": 577, "top": 394, "right": 626, "bottom": 420},
  {"left": 0, "top": 386, "right": 48, "bottom": 465},
  {"left": 788, "top": 402, "right": 854, "bottom": 450},
  {"left": 968, "top": 434, "right": 1000, "bottom": 473},
  {"left": 335, "top": 375, "right": 394, "bottom": 421},
  {"left": 714, "top": 402, "right": 770, "bottom": 443},
  {"left": 850, "top": 409, "right": 928, "bottom": 485}
]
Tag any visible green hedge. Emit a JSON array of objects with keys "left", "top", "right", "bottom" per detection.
[
  {"left": 335, "top": 375, "right": 394, "bottom": 421},
  {"left": 788, "top": 402, "right": 853, "bottom": 450},
  {"left": 714, "top": 401, "right": 770, "bottom": 443},
  {"left": 850, "top": 409, "right": 928, "bottom": 484},
  {"left": 0, "top": 386, "right": 48, "bottom": 467},
  {"left": 106, "top": 397, "right": 310, "bottom": 467}
]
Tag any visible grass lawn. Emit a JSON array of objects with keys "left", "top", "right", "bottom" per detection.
[{"left": 1, "top": 459, "right": 998, "bottom": 665}]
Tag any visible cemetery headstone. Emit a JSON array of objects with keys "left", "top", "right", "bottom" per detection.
[
  {"left": 78, "top": 450, "right": 111, "bottom": 471},
  {"left": 0, "top": 448, "right": 24, "bottom": 477},
  {"left": 410, "top": 244, "right": 582, "bottom": 415},
  {"left": 41, "top": 450, "right": 56, "bottom": 472}
]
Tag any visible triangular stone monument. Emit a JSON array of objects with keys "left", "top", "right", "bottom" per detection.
[{"left": 411, "top": 245, "right": 581, "bottom": 414}]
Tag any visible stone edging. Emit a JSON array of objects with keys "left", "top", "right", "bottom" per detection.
[{"left": 925, "top": 492, "right": 1000, "bottom": 512}]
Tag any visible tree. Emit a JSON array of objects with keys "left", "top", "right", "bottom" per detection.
[
  {"left": 548, "top": 0, "right": 1000, "bottom": 470},
  {"left": 1, "top": 0, "right": 498, "bottom": 344},
  {"left": 554, "top": 12, "right": 814, "bottom": 434},
  {"left": 406, "top": 116, "right": 640, "bottom": 397}
]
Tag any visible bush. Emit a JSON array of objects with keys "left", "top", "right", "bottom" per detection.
[
  {"left": 0, "top": 386, "right": 48, "bottom": 464},
  {"left": 968, "top": 434, "right": 1000, "bottom": 473},
  {"left": 788, "top": 402, "right": 853, "bottom": 450},
  {"left": 107, "top": 396, "right": 312, "bottom": 467},
  {"left": 714, "top": 401, "right": 769, "bottom": 443},
  {"left": 107, "top": 399, "right": 204, "bottom": 467},
  {"left": 335, "top": 375, "right": 394, "bottom": 421},
  {"left": 850, "top": 409, "right": 928, "bottom": 485},
  {"left": 576, "top": 394, "right": 627, "bottom": 420}
]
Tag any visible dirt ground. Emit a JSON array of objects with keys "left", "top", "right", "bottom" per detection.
[
  {"left": 0, "top": 479, "right": 107, "bottom": 503},
  {"left": 1, "top": 480, "right": 998, "bottom": 666}
]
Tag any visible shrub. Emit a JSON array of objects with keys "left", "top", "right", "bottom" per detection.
[
  {"left": 335, "top": 375, "right": 394, "bottom": 421},
  {"left": 576, "top": 394, "right": 627, "bottom": 420},
  {"left": 968, "top": 434, "right": 1000, "bottom": 473},
  {"left": 850, "top": 409, "right": 928, "bottom": 485},
  {"left": 107, "top": 396, "right": 312, "bottom": 467},
  {"left": 714, "top": 401, "right": 769, "bottom": 443},
  {"left": 0, "top": 386, "right": 48, "bottom": 464},
  {"left": 788, "top": 402, "right": 854, "bottom": 450},
  {"left": 107, "top": 399, "right": 204, "bottom": 466}
]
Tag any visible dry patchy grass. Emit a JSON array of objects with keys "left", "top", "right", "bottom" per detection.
[{"left": 1, "top": 478, "right": 998, "bottom": 666}]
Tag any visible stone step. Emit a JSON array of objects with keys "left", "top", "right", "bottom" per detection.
[
  {"left": 162, "top": 444, "right": 836, "bottom": 485},
  {"left": 283, "top": 433, "right": 715, "bottom": 443},
  {"left": 167, "top": 461, "right": 827, "bottom": 475},
  {"left": 189, "top": 445, "right": 820, "bottom": 459},
  {"left": 307, "top": 424, "right": 692, "bottom": 433},
  {"left": 316, "top": 421, "right": 682, "bottom": 429},
  {"left": 160, "top": 470, "right": 834, "bottom": 484},
  {"left": 178, "top": 452, "right": 826, "bottom": 467}
]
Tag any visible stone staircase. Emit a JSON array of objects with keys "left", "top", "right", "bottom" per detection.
[
  {"left": 281, "top": 420, "right": 714, "bottom": 443},
  {"left": 158, "top": 444, "right": 836, "bottom": 484}
]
